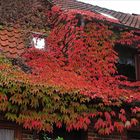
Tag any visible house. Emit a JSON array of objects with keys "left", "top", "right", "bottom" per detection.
[
  {"left": 52, "top": 0, "right": 140, "bottom": 81},
  {"left": 0, "top": 0, "right": 140, "bottom": 140}
]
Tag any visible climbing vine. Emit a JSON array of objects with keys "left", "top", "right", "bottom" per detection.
[{"left": 0, "top": 5, "right": 140, "bottom": 135}]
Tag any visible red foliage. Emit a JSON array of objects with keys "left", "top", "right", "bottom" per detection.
[
  {"left": 117, "top": 30, "right": 140, "bottom": 48},
  {"left": 0, "top": 5, "right": 140, "bottom": 135},
  {"left": 21, "top": 6, "right": 140, "bottom": 134}
]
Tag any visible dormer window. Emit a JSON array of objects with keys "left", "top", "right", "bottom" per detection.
[{"left": 31, "top": 33, "right": 47, "bottom": 50}]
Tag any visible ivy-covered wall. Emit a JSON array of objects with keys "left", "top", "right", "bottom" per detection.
[{"left": 0, "top": 1, "right": 140, "bottom": 139}]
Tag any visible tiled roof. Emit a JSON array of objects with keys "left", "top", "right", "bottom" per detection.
[
  {"left": 0, "top": 26, "right": 25, "bottom": 58},
  {"left": 0, "top": 0, "right": 139, "bottom": 59},
  {"left": 52, "top": 0, "right": 140, "bottom": 29},
  {"left": 93, "top": 6, "right": 140, "bottom": 29}
]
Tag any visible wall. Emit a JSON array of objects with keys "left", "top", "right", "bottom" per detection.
[
  {"left": 0, "top": 120, "right": 39, "bottom": 140},
  {"left": 88, "top": 124, "right": 127, "bottom": 140},
  {"left": 21, "top": 130, "right": 39, "bottom": 140}
]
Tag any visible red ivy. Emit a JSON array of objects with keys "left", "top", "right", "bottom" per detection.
[{"left": 0, "top": 5, "right": 140, "bottom": 135}]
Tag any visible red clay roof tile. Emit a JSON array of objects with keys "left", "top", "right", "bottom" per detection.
[
  {"left": 0, "top": 35, "right": 8, "bottom": 41},
  {"left": 9, "top": 42, "right": 17, "bottom": 48},
  {"left": 8, "top": 37, "right": 16, "bottom": 43},
  {"left": 0, "top": 40, "right": 9, "bottom": 47},
  {"left": 0, "top": 26, "right": 26, "bottom": 58}
]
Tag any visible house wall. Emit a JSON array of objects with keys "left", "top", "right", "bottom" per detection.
[
  {"left": 0, "top": 120, "right": 39, "bottom": 140},
  {"left": 87, "top": 123, "right": 140, "bottom": 140},
  {"left": 87, "top": 123, "right": 127, "bottom": 140},
  {"left": 22, "top": 130, "right": 39, "bottom": 140},
  {"left": 1, "top": 120, "right": 140, "bottom": 140}
]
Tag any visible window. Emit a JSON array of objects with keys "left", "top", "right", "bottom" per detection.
[
  {"left": 0, "top": 121, "right": 21, "bottom": 140},
  {"left": 115, "top": 46, "right": 137, "bottom": 81},
  {"left": 135, "top": 53, "right": 140, "bottom": 81},
  {"left": 32, "top": 37, "right": 46, "bottom": 49},
  {"left": 0, "top": 129, "right": 14, "bottom": 140},
  {"left": 31, "top": 33, "right": 47, "bottom": 50}
]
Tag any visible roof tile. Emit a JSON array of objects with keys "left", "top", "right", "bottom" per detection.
[
  {"left": 0, "top": 26, "right": 26, "bottom": 58},
  {"left": 0, "top": 40, "right": 9, "bottom": 47},
  {"left": 130, "top": 17, "right": 138, "bottom": 27},
  {"left": 9, "top": 42, "right": 17, "bottom": 48},
  {"left": 52, "top": 0, "right": 140, "bottom": 29},
  {"left": 0, "top": 35, "right": 8, "bottom": 41}
]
